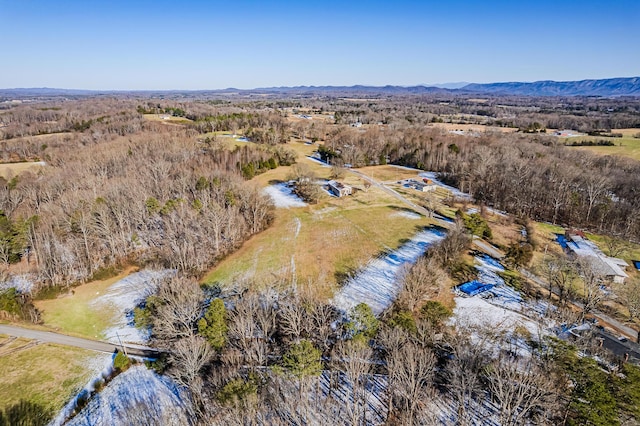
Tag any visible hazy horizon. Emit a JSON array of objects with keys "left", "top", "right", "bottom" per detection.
[{"left": 1, "top": 0, "right": 639, "bottom": 90}]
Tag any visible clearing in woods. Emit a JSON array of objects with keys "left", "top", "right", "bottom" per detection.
[
  {"left": 203, "top": 156, "right": 439, "bottom": 300},
  {"left": 0, "top": 161, "right": 46, "bottom": 178},
  {"left": 34, "top": 267, "right": 137, "bottom": 340}
]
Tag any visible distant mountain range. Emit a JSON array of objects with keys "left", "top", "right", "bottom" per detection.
[
  {"left": 2, "top": 77, "right": 640, "bottom": 98},
  {"left": 461, "top": 77, "right": 640, "bottom": 96}
]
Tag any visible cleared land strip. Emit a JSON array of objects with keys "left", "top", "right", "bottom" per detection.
[{"left": 0, "top": 325, "right": 161, "bottom": 357}]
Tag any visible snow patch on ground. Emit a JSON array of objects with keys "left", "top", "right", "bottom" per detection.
[
  {"left": 293, "top": 217, "right": 301, "bottom": 238},
  {"left": 306, "top": 156, "right": 331, "bottom": 167},
  {"left": 390, "top": 210, "right": 421, "bottom": 220},
  {"left": 263, "top": 183, "right": 307, "bottom": 208},
  {"left": 51, "top": 353, "right": 114, "bottom": 426},
  {"left": 333, "top": 227, "right": 446, "bottom": 315},
  {"left": 91, "top": 269, "right": 172, "bottom": 345},
  {"left": 452, "top": 296, "right": 541, "bottom": 338},
  {"left": 63, "top": 366, "right": 193, "bottom": 426},
  {"left": 0, "top": 274, "right": 36, "bottom": 293}
]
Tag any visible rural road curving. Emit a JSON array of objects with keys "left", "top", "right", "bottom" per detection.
[{"left": 0, "top": 324, "right": 160, "bottom": 357}]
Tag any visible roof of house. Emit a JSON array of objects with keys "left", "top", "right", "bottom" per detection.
[{"left": 566, "top": 234, "right": 629, "bottom": 279}]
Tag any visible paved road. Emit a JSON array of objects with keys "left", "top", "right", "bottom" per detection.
[
  {"left": 0, "top": 324, "right": 161, "bottom": 357},
  {"left": 348, "top": 169, "right": 451, "bottom": 228}
]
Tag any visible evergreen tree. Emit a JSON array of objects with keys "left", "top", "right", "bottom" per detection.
[{"left": 198, "top": 298, "right": 228, "bottom": 351}]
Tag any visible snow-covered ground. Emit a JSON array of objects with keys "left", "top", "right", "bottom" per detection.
[
  {"left": 474, "top": 253, "right": 505, "bottom": 286},
  {"left": 0, "top": 274, "right": 35, "bottom": 293},
  {"left": 390, "top": 210, "right": 421, "bottom": 220},
  {"left": 452, "top": 296, "right": 542, "bottom": 339},
  {"left": 333, "top": 227, "right": 445, "bottom": 315},
  {"left": 306, "top": 156, "right": 331, "bottom": 167},
  {"left": 452, "top": 253, "right": 552, "bottom": 359},
  {"left": 91, "top": 269, "right": 172, "bottom": 345},
  {"left": 263, "top": 183, "right": 307, "bottom": 208},
  {"left": 62, "top": 366, "right": 193, "bottom": 426},
  {"left": 50, "top": 353, "right": 114, "bottom": 426}
]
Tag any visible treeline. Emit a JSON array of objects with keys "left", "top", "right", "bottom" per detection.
[{"left": 323, "top": 126, "right": 640, "bottom": 240}]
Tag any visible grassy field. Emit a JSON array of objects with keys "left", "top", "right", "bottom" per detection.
[
  {"left": 0, "top": 161, "right": 46, "bottom": 178},
  {"left": 34, "top": 267, "right": 136, "bottom": 339},
  {"left": 143, "top": 113, "right": 193, "bottom": 125},
  {"left": 355, "top": 165, "right": 422, "bottom": 183},
  {"left": 0, "top": 335, "right": 97, "bottom": 416},
  {"left": 564, "top": 134, "right": 640, "bottom": 161},
  {"left": 203, "top": 174, "right": 434, "bottom": 300},
  {"left": 429, "top": 122, "right": 519, "bottom": 133}
]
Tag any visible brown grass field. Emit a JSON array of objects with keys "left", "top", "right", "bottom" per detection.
[
  {"left": 0, "top": 161, "right": 46, "bottom": 178},
  {"left": 429, "top": 122, "right": 519, "bottom": 133}
]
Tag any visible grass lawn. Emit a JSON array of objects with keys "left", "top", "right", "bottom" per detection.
[
  {"left": 34, "top": 267, "right": 136, "bottom": 339},
  {"left": 0, "top": 336, "right": 97, "bottom": 417},
  {"left": 584, "top": 232, "right": 640, "bottom": 263},
  {"left": 356, "top": 164, "right": 424, "bottom": 183}
]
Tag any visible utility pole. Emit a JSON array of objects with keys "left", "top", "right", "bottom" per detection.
[{"left": 116, "top": 331, "right": 128, "bottom": 357}]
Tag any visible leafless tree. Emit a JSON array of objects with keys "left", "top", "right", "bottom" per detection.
[
  {"left": 331, "top": 339, "right": 373, "bottom": 426},
  {"left": 152, "top": 275, "right": 204, "bottom": 344},
  {"left": 575, "top": 258, "right": 607, "bottom": 320},
  {"left": 485, "top": 356, "right": 563, "bottom": 425},
  {"left": 169, "top": 335, "right": 213, "bottom": 391}
]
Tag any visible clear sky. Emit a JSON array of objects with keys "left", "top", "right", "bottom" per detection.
[{"left": 0, "top": 0, "right": 638, "bottom": 90}]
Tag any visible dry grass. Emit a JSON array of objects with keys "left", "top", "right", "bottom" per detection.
[
  {"left": 203, "top": 176, "right": 435, "bottom": 300},
  {"left": 34, "top": 267, "right": 137, "bottom": 339},
  {"left": 143, "top": 113, "right": 192, "bottom": 125},
  {"left": 0, "top": 336, "right": 96, "bottom": 415},
  {"left": 356, "top": 165, "right": 422, "bottom": 183},
  {"left": 0, "top": 162, "right": 46, "bottom": 178},
  {"left": 429, "top": 122, "right": 518, "bottom": 133}
]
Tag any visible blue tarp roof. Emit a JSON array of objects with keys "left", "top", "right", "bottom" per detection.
[
  {"left": 556, "top": 234, "right": 569, "bottom": 249},
  {"left": 458, "top": 280, "right": 494, "bottom": 296},
  {"left": 633, "top": 260, "right": 640, "bottom": 271}
]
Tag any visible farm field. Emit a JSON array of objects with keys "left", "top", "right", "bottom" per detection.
[
  {"left": 0, "top": 335, "right": 100, "bottom": 417},
  {"left": 143, "top": 113, "right": 192, "bottom": 124},
  {"left": 564, "top": 134, "right": 640, "bottom": 160},
  {"left": 429, "top": 122, "right": 518, "bottom": 133}
]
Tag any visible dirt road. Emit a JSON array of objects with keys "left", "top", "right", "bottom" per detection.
[{"left": 348, "top": 169, "right": 451, "bottom": 228}]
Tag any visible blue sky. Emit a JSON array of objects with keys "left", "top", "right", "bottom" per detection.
[{"left": 0, "top": 0, "right": 638, "bottom": 90}]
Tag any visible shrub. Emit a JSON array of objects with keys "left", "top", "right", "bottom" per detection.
[
  {"left": 216, "top": 378, "right": 258, "bottom": 407},
  {"left": 420, "top": 300, "right": 452, "bottom": 327},
  {"left": 113, "top": 351, "right": 131, "bottom": 372}
]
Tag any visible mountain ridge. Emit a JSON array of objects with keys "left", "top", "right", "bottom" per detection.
[{"left": 2, "top": 77, "right": 639, "bottom": 97}]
